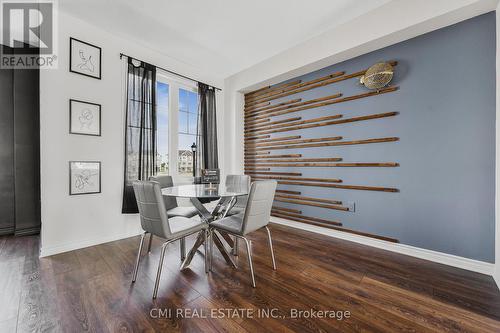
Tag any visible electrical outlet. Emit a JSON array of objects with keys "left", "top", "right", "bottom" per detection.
[{"left": 346, "top": 201, "right": 355, "bottom": 212}]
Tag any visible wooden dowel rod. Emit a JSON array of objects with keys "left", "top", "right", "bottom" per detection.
[
  {"left": 245, "top": 158, "right": 344, "bottom": 164},
  {"left": 266, "top": 180, "right": 398, "bottom": 192},
  {"left": 270, "top": 213, "right": 398, "bottom": 242},
  {"left": 246, "top": 112, "right": 398, "bottom": 137},
  {"left": 246, "top": 87, "right": 398, "bottom": 122},
  {"left": 248, "top": 154, "right": 302, "bottom": 159},
  {"left": 245, "top": 92, "right": 342, "bottom": 119},
  {"left": 274, "top": 197, "right": 349, "bottom": 212},
  {"left": 271, "top": 206, "right": 302, "bottom": 214},
  {"left": 245, "top": 100, "right": 270, "bottom": 110},
  {"left": 245, "top": 114, "right": 343, "bottom": 133},
  {"left": 245, "top": 73, "right": 341, "bottom": 103},
  {"left": 245, "top": 118, "right": 270, "bottom": 127},
  {"left": 244, "top": 168, "right": 271, "bottom": 171},
  {"left": 245, "top": 92, "right": 342, "bottom": 118},
  {"left": 270, "top": 211, "right": 342, "bottom": 226},
  {"left": 251, "top": 136, "right": 302, "bottom": 144},
  {"left": 251, "top": 175, "right": 342, "bottom": 183},
  {"left": 245, "top": 171, "right": 302, "bottom": 176},
  {"left": 275, "top": 194, "right": 342, "bottom": 205},
  {"left": 246, "top": 137, "right": 399, "bottom": 152},
  {"left": 275, "top": 189, "right": 302, "bottom": 195},
  {"left": 245, "top": 71, "right": 345, "bottom": 105},
  {"left": 244, "top": 151, "right": 270, "bottom": 156},
  {"left": 246, "top": 136, "right": 343, "bottom": 148},
  {"left": 245, "top": 80, "right": 302, "bottom": 99},
  {"left": 245, "top": 162, "right": 399, "bottom": 167},
  {"left": 245, "top": 117, "right": 302, "bottom": 130},
  {"left": 245, "top": 98, "right": 302, "bottom": 113},
  {"left": 244, "top": 134, "right": 270, "bottom": 141}
]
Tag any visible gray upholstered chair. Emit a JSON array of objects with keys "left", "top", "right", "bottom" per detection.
[
  {"left": 209, "top": 180, "right": 277, "bottom": 287},
  {"left": 224, "top": 174, "right": 251, "bottom": 216},
  {"left": 132, "top": 180, "right": 208, "bottom": 298},
  {"left": 149, "top": 175, "right": 198, "bottom": 258}
]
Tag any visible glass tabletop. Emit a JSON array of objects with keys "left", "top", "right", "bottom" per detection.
[{"left": 161, "top": 184, "right": 249, "bottom": 198}]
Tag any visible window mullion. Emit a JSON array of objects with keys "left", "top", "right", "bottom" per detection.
[{"left": 169, "top": 83, "right": 179, "bottom": 180}]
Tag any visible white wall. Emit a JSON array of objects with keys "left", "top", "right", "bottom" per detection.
[
  {"left": 39, "top": 10, "right": 224, "bottom": 257},
  {"left": 222, "top": 0, "right": 499, "bottom": 276}
]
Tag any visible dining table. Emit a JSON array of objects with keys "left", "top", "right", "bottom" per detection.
[{"left": 161, "top": 183, "right": 249, "bottom": 270}]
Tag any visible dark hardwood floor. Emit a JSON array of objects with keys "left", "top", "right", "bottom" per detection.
[{"left": 1, "top": 224, "right": 499, "bottom": 332}]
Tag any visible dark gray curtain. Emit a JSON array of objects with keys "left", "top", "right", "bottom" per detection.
[
  {"left": 122, "top": 58, "right": 156, "bottom": 213},
  {"left": 195, "top": 83, "right": 218, "bottom": 176}
]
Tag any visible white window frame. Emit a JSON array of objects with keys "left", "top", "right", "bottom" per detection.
[{"left": 156, "top": 70, "right": 198, "bottom": 184}]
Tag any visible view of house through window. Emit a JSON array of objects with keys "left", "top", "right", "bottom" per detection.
[
  {"left": 155, "top": 75, "right": 198, "bottom": 179},
  {"left": 178, "top": 88, "right": 199, "bottom": 177}
]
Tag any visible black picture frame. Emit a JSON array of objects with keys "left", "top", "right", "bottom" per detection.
[
  {"left": 69, "top": 99, "right": 102, "bottom": 136},
  {"left": 69, "top": 161, "right": 102, "bottom": 195},
  {"left": 69, "top": 37, "right": 102, "bottom": 79}
]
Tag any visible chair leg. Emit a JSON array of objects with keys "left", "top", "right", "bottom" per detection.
[
  {"left": 204, "top": 230, "right": 209, "bottom": 273},
  {"left": 147, "top": 234, "right": 153, "bottom": 253},
  {"left": 232, "top": 237, "right": 239, "bottom": 256},
  {"left": 180, "top": 237, "right": 186, "bottom": 261},
  {"left": 153, "top": 242, "right": 168, "bottom": 299},
  {"left": 265, "top": 226, "right": 277, "bottom": 270},
  {"left": 242, "top": 237, "right": 256, "bottom": 288},
  {"left": 132, "top": 232, "right": 147, "bottom": 283},
  {"left": 209, "top": 228, "right": 214, "bottom": 272}
]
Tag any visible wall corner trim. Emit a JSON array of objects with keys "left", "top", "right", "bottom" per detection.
[
  {"left": 270, "top": 216, "right": 494, "bottom": 276},
  {"left": 39, "top": 229, "right": 143, "bottom": 258}
]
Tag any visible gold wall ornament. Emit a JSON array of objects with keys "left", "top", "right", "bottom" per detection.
[{"left": 360, "top": 62, "right": 394, "bottom": 90}]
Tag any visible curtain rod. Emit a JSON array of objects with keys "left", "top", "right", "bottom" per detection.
[{"left": 119, "top": 53, "right": 222, "bottom": 91}]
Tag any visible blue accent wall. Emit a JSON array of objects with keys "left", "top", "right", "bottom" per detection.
[{"left": 266, "top": 12, "right": 496, "bottom": 262}]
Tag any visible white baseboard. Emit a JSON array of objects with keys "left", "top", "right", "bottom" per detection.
[
  {"left": 39, "top": 229, "right": 143, "bottom": 258},
  {"left": 494, "top": 267, "right": 500, "bottom": 289},
  {"left": 270, "top": 216, "right": 494, "bottom": 276}
]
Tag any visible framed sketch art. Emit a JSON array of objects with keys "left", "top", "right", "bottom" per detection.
[
  {"left": 69, "top": 99, "right": 101, "bottom": 136},
  {"left": 70, "top": 37, "right": 102, "bottom": 79},
  {"left": 69, "top": 161, "right": 101, "bottom": 195}
]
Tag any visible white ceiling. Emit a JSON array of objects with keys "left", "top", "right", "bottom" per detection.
[{"left": 60, "top": 0, "right": 391, "bottom": 78}]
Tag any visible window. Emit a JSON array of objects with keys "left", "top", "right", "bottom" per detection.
[
  {"left": 156, "top": 81, "right": 169, "bottom": 175},
  {"left": 155, "top": 72, "right": 198, "bottom": 181}
]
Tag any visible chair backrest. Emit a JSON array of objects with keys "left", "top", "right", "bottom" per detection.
[
  {"left": 241, "top": 180, "right": 277, "bottom": 235},
  {"left": 149, "top": 175, "right": 177, "bottom": 210},
  {"left": 132, "top": 180, "right": 172, "bottom": 239},
  {"left": 226, "top": 174, "right": 251, "bottom": 207}
]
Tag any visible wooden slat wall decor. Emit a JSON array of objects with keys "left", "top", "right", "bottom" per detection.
[
  {"left": 245, "top": 98, "right": 302, "bottom": 113},
  {"left": 275, "top": 194, "right": 342, "bottom": 205},
  {"left": 245, "top": 117, "right": 302, "bottom": 131},
  {"left": 248, "top": 137, "right": 399, "bottom": 152},
  {"left": 271, "top": 212, "right": 399, "bottom": 242},
  {"left": 245, "top": 71, "right": 345, "bottom": 106},
  {"left": 245, "top": 92, "right": 342, "bottom": 118},
  {"left": 245, "top": 88, "right": 397, "bottom": 122},
  {"left": 244, "top": 62, "right": 400, "bottom": 242}
]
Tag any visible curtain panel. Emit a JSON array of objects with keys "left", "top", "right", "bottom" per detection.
[
  {"left": 122, "top": 59, "right": 157, "bottom": 213},
  {"left": 195, "top": 82, "right": 218, "bottom": 176}
]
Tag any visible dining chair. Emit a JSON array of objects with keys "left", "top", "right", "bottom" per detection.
[
  {"left": 149, "top": 175, "right": 198, "bottom": 259},
  {"left": 209, "top": 180, "right": 277, "bottom": 287},
  {"left": 224, "top": 174, "right": 251, "bottom": 216},
  {"left": 132, "top": 180, "right": 208, "bottom": 298}
]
